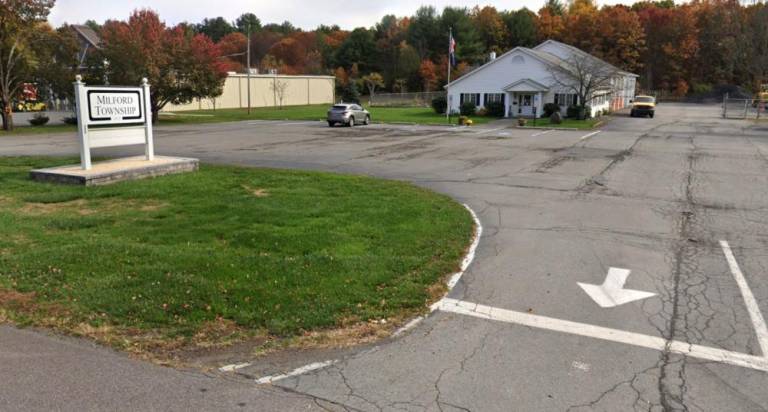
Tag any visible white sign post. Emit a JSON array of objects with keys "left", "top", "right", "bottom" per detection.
[{"left": 73, "top": 75, "right": 154, "bottom": 170}]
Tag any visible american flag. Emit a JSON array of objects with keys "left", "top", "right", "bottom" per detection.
[{"left": 449, "top": 34, "right": 457, "bottom": 67}]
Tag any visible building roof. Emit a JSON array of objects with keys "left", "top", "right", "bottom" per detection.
[
  {"left": 533, "top": 40, "right": 638, "bottom": 77},
  {"left": 71, "top": 25, "right": 101, "bottom": 49},
  {"left": 445, "top": 40, "right": 637, "bottom": 89}
]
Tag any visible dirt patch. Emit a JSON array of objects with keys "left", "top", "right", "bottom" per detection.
[
  {"left": 0, "top": 289, "right": 36, "bottom": 311},
  {"left": 20, "top": 199, "right": 90, "bottom": 216},
  {"left": 18, "top": 198, "right": 168, "bottom": 216},
  {"left": 242, "top": 185, "right": 269, "bottom": 198}
]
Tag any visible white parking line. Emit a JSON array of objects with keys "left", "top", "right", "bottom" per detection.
[
  {"left": 532, "top": 129, "right": 554, "bottom": 137},
  {"left": 720, "top": 240, "right": 768, "bottom": 356},
  {"left": 439, "top": 298, "right": 768, "bottom": 373},
  {"left": 256, "top": 360, "right": 338, "bottom": 385},
  {"left": 579, "top": 131, "right": 602, "bottom": 141}
]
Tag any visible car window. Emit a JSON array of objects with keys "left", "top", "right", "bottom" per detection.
[
  {"left": 332, "top": 105, "right": 348, "bottom": 110},
  {"left": 353, "top": 105, "right": 361, "bottom": 110},
  {"left": 635, "top": 97, "right": 654, "bottom": 103}
]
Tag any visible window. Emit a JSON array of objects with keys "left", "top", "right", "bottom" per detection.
[
  {"left": 554, "top": 93, "right": 577, "bottom": 106},
  {"left": 484, "top": 93, "right": 504, "bottom": 106},
  {"left": 460, "top": 93, "right": 480, "bottom": 106}
]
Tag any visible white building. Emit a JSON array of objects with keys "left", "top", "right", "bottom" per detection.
[{"left": 446, "top": 40, "right": 638, "bottom": 118}]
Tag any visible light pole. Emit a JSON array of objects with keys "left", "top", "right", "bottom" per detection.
[{"left": 247, "top": 23, "right": 251, "bottom": 115}]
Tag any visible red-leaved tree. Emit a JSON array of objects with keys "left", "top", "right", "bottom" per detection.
[{"left": 98, "top": 9, "right": 228, "bottom": 122}]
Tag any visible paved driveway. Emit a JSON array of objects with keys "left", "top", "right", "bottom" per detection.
[{"left": 2, "top": 103, "right": 768, "bottom": 411}]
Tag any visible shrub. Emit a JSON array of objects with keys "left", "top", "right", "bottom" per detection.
[
  {"left": 567, "top": 105, "right": 591, "bottom": 120},
  {"left": 543, "top": 103, "right": 560, "bottom": 117},
  {"left": 485, "top": 101, "right": 505, "bottom": 117},
  {"left": 63, "top": 116, "right": 78, "bottom": 125},
  {"left": 566, "top": 105, "right": 580, "bottom": 118},
  {"left": 460, "top": 101, "right": 476, "bottom": 116},
  {"left": 28, "top": 113, "right": 49, "bottom": 126},
  {"left": 550, "top": 111, "right": 562, "bottom": 124},
  {"left": 339, "top": 82, "right": 360, "bottom": 103},
  {"left": 431, "top": 96, "right": 447, "bottom": 114},
  {"left": 476, "top": 108, "right": 488, "bottom": 117}
]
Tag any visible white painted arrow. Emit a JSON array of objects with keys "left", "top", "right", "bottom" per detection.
[{"left": 578, "top": 267, "right": 656, "bottom": 308}]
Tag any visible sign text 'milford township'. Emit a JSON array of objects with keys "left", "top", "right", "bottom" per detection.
[{"left": 91, "top": 94, "right": 139, "bottom": 118}]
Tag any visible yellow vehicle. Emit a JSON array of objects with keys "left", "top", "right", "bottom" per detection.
[{"left": 630, "top": 95, "right": 656, "bottom": 118}]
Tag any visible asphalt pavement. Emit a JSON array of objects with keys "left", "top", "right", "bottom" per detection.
[{"left": 2, "top": 103, "right": 768, "bottom": 411}]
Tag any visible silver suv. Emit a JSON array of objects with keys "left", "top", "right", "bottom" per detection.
[{"left": 327, "top": 103, "right": 371, "bottom": 127}]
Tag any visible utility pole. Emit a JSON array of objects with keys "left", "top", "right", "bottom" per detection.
[
  {"left": 247, "top": 23, "right": 252, "bottom": 115},
  {"left": 446, "top": 27, "right": 452, "bottom": 123}
]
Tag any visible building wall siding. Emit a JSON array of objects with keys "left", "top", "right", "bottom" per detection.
[{"left": 163, "top": 74, "right": 335, "bottom": 112}]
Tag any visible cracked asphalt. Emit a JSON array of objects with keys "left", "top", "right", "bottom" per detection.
[{"left": 2, "top": 103, "right": 768, "bottom": 411}]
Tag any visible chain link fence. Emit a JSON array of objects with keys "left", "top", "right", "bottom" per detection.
[
  {"left": 722, "top": 96, "right": 766, "bottom": 119},
  {"left": 367, "top": 92, "right": 445, "bottom": 107}
]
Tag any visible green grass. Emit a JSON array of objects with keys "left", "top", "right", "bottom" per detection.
[
  {"left": 159, "top": 105, "right": 491, "bottom": 126},
  {"left": 523, "top": 117, "right": 602, "bottom": 130},
  {"left": 0, "top": 157, "right": 473, "bottom": 349},
  {"left": 0, "top": 105, "right": 493, "bottom": 136}
]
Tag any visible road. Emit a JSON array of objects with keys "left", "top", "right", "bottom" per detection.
[{"left": 2, "top": 103, "right": 768, "bottom": 411}]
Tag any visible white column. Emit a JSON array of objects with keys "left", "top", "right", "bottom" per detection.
[
  {"left": 142, "top": 78, "right": 155, "bottom": 161},
  {"left": 73, "top": 75, "right": 91, "bottom": 170}
]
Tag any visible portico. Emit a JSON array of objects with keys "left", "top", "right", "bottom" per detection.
[{"left": 503, "top": 79, "right": 548, "bottom": 118}]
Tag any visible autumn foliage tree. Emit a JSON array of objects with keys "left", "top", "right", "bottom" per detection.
[
  {"left": 0, "top": 0, "right": 55, "bottom": 130},
  {"left": 98, "top": 10, "right": 228, "bottom": 122}
]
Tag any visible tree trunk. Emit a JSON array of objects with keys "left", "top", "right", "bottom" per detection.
[{"left": 1, "top": 104, "right": 13, "bottom": 131}]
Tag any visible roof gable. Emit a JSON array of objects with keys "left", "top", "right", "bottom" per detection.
[
  {"left": 445, "top": 47, "right": 563, "bottom": 89},
  {"left": 503, "top": 78, "right": 550, "bottom": 92}
]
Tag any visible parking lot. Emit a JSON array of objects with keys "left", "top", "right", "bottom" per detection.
[{"left": 2, "top": 103, "right": 768, "bottom": 410}]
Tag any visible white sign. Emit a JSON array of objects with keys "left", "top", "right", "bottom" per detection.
[
  {"left": 86, "top": 89, "right": 144, "bottom": 125},
  {"left": 74, "top": 76, "right": 154, "bottom": 170},
  {"left": 577, "top": 267, "right": 656, "bottom": 308}
]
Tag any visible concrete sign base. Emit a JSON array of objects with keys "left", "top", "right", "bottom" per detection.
[{"left": 30, "top": 156, "right": 199, "bottom": 186}]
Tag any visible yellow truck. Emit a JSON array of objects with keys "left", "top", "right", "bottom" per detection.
[{"left": 630, "top": 95, "right": 656, "bottom": 118}]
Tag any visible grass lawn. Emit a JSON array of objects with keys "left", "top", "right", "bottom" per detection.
[
  {"left": 0, "top": 157, "right": 473, "bottom": 354},
  {"left": 159, "top": 105, "right": 492, "bottom": 126},
  {"left": 0, "top": 105, "right": 493, "bottom": 136},
  {"left": 523, "top": 117, "right": 602, "bottom": 130}
]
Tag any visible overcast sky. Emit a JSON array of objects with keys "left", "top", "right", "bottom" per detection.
[{"left": 48, "top": 0, "right": 636, "bottom": 30}]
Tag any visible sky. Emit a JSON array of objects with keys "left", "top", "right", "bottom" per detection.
[{"left": 48, "top": 0, "right": 636, "bottom": 30}]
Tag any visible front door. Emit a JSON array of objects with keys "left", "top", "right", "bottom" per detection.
[{"left": 517, "top": 93, "right": 533, "bottom": 117}]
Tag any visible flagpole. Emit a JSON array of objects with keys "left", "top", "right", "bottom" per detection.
[{"left": 446, "top": 27, "right": 452, "bottom": 123}]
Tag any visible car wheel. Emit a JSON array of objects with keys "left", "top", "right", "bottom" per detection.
[
  {"left": 649, "top": 112, "right": 654, "bottom": 118},
  {"left": 328, "top": 121, "right": 334, "bottom": 127},
  {"left": 364, "top": 115, "right": 370, "bottom": 125},
  {"left": 630, "top": 110, "right": 635, "bottom": 117},
  {"left": 348, "top": 117, "right": 355, "bottom": 127}
]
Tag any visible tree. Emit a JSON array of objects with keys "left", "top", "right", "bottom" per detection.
[
  {"left": 335, "top": 28, "right": 376, "bottom": 72},
  {"left": 271, "top": 77, "right": 288, "bottom": 108},
  {"left": 217, "top": 32, "right": 248, "bottom": 72},
  {"left": 472, "top": 6, "right": 506, "bottom": 53},
  {"left": 419, "top": 59, "right": 438, "bottom": 91},
  {"left": 593, "top": 6, "right": 645, "bottom": 73},
  {"left": 537, "top": 7, "right": 565, "bottom": 41},
  {"left": 100, "top": 10, "right": 228, "bottom": 122},
  {"left": 235, "top": 13, "right": 261, "bottom": 33},
  {"left": 31, "top": 24, "right": 80, "bottom": 104},
  {"left": 407, "top": 6, "right": 442, "bottom": 60},
  {"left": 440, "top": 7, "right": 484, "bottom": 64},
  {"left": 197, "top": 17, "right": 234, "bottom": 42},
  {"left": 543, "top": 0, "right": 566, "bottom": 16},
  {"left": 504, "top": 8, "right": 539, "bottom": 49},
  {"left": 547, "top": 53, "right": 620, "bottom": 118},
  {"left": 84, "top": 19, "right": 102, "bottom": 33},
  {"left": 362, "top": 72, "right": 384, "bottom": 99},
  {"left": 636, "top": 4, "right": 698, "bottom": 91},
  {"left": 0, "top": 0, "right": 54, "bottom": 131}
]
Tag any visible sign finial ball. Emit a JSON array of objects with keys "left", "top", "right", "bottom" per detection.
[
  {"left": 141, "top": 77, "right": 148, "bottom": 86},
  {"left": 75, "top": 75, "right": 82, "bottom": 82}
]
